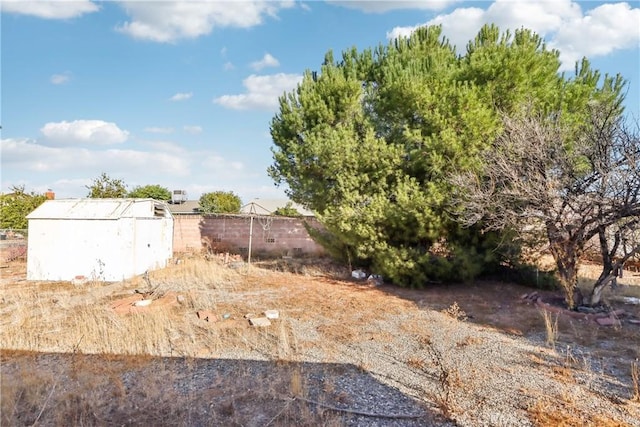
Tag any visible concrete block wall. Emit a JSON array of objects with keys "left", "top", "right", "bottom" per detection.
[{"left": 173, "top": 214, "right": 326, "bottom": 257}]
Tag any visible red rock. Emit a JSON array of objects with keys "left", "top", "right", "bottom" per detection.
[
  {"left": 111, "top": 295, "right": 144, "bottom": 314},
  {"left": 595, "top": 317, "right": 620, "bottom": 326},
  {"left": 197, "top": 310, "right": 218, "bottom": 322}
]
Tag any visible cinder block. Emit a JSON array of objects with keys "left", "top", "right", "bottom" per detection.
[{"left": 249, "top": 317, "right": 271, "bottom": 327}]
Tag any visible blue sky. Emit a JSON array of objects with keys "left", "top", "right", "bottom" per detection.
[{"left": 2, "top": 0, "right": 639, "bottom": 202}]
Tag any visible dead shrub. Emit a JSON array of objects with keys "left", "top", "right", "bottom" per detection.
[{"left": 442, "top": 302, "right": 467, "bottom": 321}]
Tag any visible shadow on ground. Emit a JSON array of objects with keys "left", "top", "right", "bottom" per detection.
[{"left": 1, "top": 350, "right": 452, "bottom": 427}]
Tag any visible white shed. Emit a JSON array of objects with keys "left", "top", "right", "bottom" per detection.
[{"left": 26, "top": 198, "right": 173, "bottom": 281}]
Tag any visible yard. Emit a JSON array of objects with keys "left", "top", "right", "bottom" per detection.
[{"left": 1, "top": 253, "right": 639, "bottom": 426}]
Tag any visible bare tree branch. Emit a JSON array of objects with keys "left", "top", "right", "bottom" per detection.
[{"left": 451, "top": 102, "right": 640, "bottom": 309}]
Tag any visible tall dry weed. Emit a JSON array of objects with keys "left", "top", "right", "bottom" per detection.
[
  {"left": 632, "top": 360, "right": 640, "bottom": 402},
  {"left": 540, "top": 309, "right": 558, "bottom": 350}
]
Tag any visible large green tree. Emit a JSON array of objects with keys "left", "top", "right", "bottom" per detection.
[
  {"left": 86, "top": 173, "right": 127, "bottom": 198},
  {"left": 128, "top": 184, "right": 171, "bottom": 201},
  {"left": 269, "top": 24, "right": 623, "bottom": 286},
  {"left": 0, "top": 186, "right": 47, "bottom": 229},
  {"left": 199, "top": 191, "right": 241, "bottom": 214}
]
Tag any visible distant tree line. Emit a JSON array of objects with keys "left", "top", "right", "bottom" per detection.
[
  {"left": 86, "top": 173, "right": 242, "bottom": 213},
  {"left": 1, "top": 173, "right": 242, "bottom": 229},
  {"left": 85, "top": 173, "right": 172, "bottom": 201},
  {"left": 0, "top": 186, "right": 46, "bottom": 229}
]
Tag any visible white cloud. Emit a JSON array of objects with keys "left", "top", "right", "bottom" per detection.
[
  {"left": 170, "top": 92, "right": 192, "bottom": 101},
  {"left": 199, "top": 154, "right": 246, "bottom": 178},
  {"left": 1, "top": 139, "right": 265, "bottom": 199},
  {"left": 299, "top": 2, "right": 312, "bottom": 12},
  {"left": 386, "top": 0, "right": 639, "bottom": 70},
  {"left": 183, "top": 125, "right": 203, "bottom": 135},
  {"left": 387, "top": 6, "right": 484, "bottom": 44},
  {"left": 40, "top": 120, "right": 129, "bottom": 146},
  {"left": 144, "top": 127, "right": 174, "bottom": 134},
  {"left": 223, "top": 61, "right": 235, "bottom": 71},
  {"left": 3, "top": 130, "right": 278, "bottom": 200},
  {"left": 115, "top": 1, "right": 295, "bottom": 43},
  {"left": 213, "top": 73, "right": 302, "bottom": 111},
  {"left": 50, "top": 72, "right": 72, "bottom": 85},
  {"left": 328, "top": 0, "right": 462, "bottom": 13},
  {"left": 1, "top": 0, "right": 99, "bottom": 19},
  {"left": 550, "top": 3, "right": 640, "bottom": 68},
  {"left": 139, "top": 140, "right": 185, "bottom": 154},
  {"left": 250, "top": 53, "right": 280, "bottom": 71},
  {"left": 1, "top": 138, "right": 189, "bottom": 176}
]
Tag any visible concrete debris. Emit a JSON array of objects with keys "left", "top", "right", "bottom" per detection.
[
  {"left": 264, "top": 310, "right": 279, "bottom": 319},
  {"left": 133, "top": 299, "right": 153, "bottom": 307},
  {"left": 351, "top": 269, "right": 366, "bottom": 280},
  {"left": 111, "top": 291, "right": 179, "bottom": 315},
  {"left": 176, "top": 295, "right": 185, "bottom": 304},
  {"left": 367, "top": 274, "right": 384, "bottom": 286},
  {"left": 71, "top": 275, "right": 88, "bottom": 286},
  {"left": 249, "top": 317, "right": 271, "bottom": 327},
  {"left": 229, "top": 262, "right": 245, "bottom": 270}
]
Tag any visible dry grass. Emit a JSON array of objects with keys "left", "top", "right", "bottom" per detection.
[
  {"left": 2, "top": 255, "right": 640, "bottom": 426},
  {"left": 0, "top": 256, "right": 418, "bottom": 426},
  {"left": 1, "top": 258, "right": 262, "bottom": 356},
  {"left": 528, "top": 394, "right": 634, "bottom": 427},
  {"left": 540, "top": 309, "right": 559, "bottom": 350}
]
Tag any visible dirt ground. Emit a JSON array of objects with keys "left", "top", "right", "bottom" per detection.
[{"left": 1, "top": 254, "right": 640, "bottom": 426}]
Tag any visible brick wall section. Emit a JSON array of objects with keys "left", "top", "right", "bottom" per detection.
[
  {"left": 173, "top": 215, "right": 203, "bottom": 252},
  {"left": 173, "top": 214, "right": 326, "bottom": 256}
]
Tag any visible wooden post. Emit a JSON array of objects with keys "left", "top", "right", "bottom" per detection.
[{"left": 248, "top": 215, "right": 254, "bottom": 265}]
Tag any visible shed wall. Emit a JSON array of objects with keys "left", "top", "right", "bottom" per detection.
[
  {"left": 27, "top": 219, "right": 128, "bottom": 281},
  {"left": 132, "top": 217, "right": 173, "bottom": 276},
  {"left": 27, "top": 214, "right": 173, "bottom": 281}
]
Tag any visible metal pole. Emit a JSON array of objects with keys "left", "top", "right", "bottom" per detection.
[{"left": 248, "top": 215, "right": 254, "bottom": 265}]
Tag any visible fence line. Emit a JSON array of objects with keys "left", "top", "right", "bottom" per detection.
[{"left": 0, "top": 229, "right": 28, "bottom": 263}]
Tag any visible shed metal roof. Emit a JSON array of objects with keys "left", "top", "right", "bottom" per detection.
[{"left": 26, "top": 198, "right": 167, "bottom": 220}]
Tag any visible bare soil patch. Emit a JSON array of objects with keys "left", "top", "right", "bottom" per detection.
[{"left": 2, "top": 255, "right": 639, "bottom": 426}]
